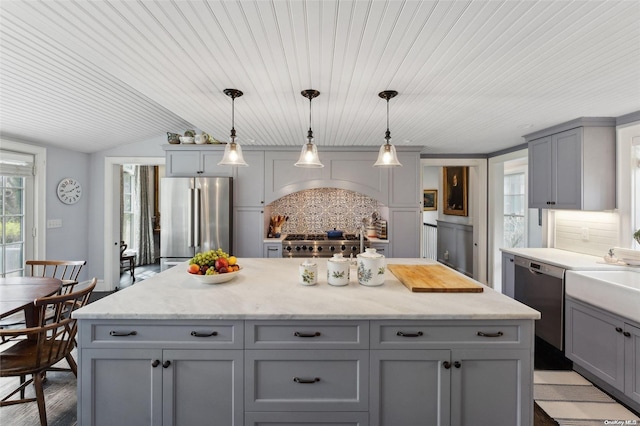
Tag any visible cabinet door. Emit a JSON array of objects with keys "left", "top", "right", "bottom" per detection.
[
  {"left": 625, "top": 323, "right": 640, "bottom": 405},
  {"left": 263, "top": 243, "right": 282, "bottom": 258},
  {"left": 552, "top": 128, "right": 582, "bottom": 209},
  {"left": 388, "top": 209, "right": 420, "bottom": 258},
  {"left": 436, "top": 222, "right": 455, "bottom": 268},
  {"left": 528, "top": 136, "right": 553, "bottom": 208},
  {"left": 565, "top": 300, "right": 625, "bottom": 391},
  {"left": 166, "top": 150, "right": 202, "bottom": 176},
  {"left": 80, "top": 348, "right": 163, "bottom": 426},
  {"left": 201, "top": 150, "right": 233, "bottom": 177},
  {"left": 369, "top": 243, "right": 388, "bottom": 257},
  {"left": 389, "top": 151, "right": 420, "bottom": 207},
  {"left": 501, "top": 252, "right": 515, "bottom": 298},
  {"left": 234, "top": 207, "right": 264, "bottom": 258},
  {"left": 455, "top": 225, "right": 473, "bottom": 277},
  {"left": 370, "top": 350, "right": 450, "bottom": 426},
  {"left": 235, "top": 151, "right": 265, "bottom": 206},
  {"left": 450, "top": 349, "right": 532, "bottom": 426},
  {"left": 163, "top": 349, "right": 243, "bottom": 426}
]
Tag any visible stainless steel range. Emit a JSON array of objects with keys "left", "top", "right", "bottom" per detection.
[{"left": 282, "top": 234, "right": 369, "bottom": 258}]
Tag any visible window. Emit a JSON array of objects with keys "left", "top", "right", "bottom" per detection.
[
  {"left": 121, "top": 165, "right": 135, "bottom": 250},
  {"left": 504, "top": 173, "right": 526, "bottom": 248}
]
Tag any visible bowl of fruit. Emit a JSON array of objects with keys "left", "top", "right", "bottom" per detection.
[{"left": 187, "top": 249, "right": 241, "bottom": 284}]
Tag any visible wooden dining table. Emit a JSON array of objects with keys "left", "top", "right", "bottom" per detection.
[{"left": 0, "top": 277, "right": 62, "bottom": 328}]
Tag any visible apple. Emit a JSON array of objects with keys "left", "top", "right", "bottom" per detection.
[{"left": 215, "top": 258, "right": 229, "bottom": 270}]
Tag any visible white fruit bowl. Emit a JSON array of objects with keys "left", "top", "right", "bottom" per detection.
[{"left": 188, "top": 268, "right": 241, "bottom": 284}]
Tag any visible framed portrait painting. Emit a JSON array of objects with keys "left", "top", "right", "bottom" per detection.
[
  {"left": 443, "top": 166, "right": 468, "bottom": 216},
  {"left": 423, "top": 189, "right": 437, "bottom": 211}
]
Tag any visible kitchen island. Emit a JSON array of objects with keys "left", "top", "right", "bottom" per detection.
[{"left": 75, "top": 258, "right": 539, "bottom": 426}]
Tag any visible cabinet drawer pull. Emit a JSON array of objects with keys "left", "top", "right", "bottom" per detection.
[
  {"left": 109, "top": 330, "right": 137, "bottom": 337},
  {"left": 294, "top": 331, "right": 321, "bottom": 338},
  {"left": 151, "top": 359, "right": 160, "bottom": 368},
  {"left": 443, "top": 361, "right": 451, "bottom": 369},
  {"left": 615, "top": 327, "right": 623, "bottom": 333},
  {"left": 477, "top": 331, "right": 504, "bottom": 338},
  {"left": 293, "top": 377, "right": 320, "bottom": 384},
  {"left": 190, "top": 331, "right": 218, "bottom": 337},
  {"left": 162, "top": 360, "right": 171, "bottom": 368},
  {"left": 396, "top": 331, "right": 423, "bottom": 337},
  {"left": 623, "top": 331, "right": 631, "bottom": 338}
]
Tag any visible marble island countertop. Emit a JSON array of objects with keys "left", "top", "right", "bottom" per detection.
[
  {"left": 75, "top": 258, "right": 539, "bottom": 321},
  {"left": 500, "top": 247, "right": 632, "bottom": 271}
]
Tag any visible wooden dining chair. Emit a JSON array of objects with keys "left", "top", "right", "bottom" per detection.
[
  {"left": 26, "top": 259, "right": 86, "bottom": 295},
  {"left": 0, "top": 278, "right": 96, "bottom": 426}
]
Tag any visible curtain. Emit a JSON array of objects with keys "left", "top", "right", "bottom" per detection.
[{"left": 134, "top": 166, "right": 155, "bottom": 265}]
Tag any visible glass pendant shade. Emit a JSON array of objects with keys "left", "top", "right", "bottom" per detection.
[
  {"left": 219, "top": 140, "right": 248, "bottom": 166},
  {"left": 295, "top": 141, "right": 323, "bottom": 168},
  {"left": 218, "top": 88, "right": 248, "bottom": 167},
  {"left": 374, "top": 90, "right": 402, "bottom": 167},
  {"left": 295, "top": 89, "right": 324, "bottom": 168},
  {"left": 374, "top": 142, "right": 402, "bottom": 167}
]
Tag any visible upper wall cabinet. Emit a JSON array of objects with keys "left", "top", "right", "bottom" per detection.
[
  {"left": 389, "top": 151, "right": 420, "bottom": 208},
  {"left": 164, "top": 145, "right": 233, "bottom": 177},
  {"left": 234, "top": 151, "right": 265, "bottom": 207},
  {"left": 525, "top": 118, "right": 616, "bottom": 210}
]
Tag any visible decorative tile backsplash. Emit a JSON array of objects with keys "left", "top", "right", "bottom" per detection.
[{"left": 268, "top": 188, "right": 383, "bottom": 235}]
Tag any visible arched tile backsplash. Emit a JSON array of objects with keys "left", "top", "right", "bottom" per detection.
[{"left": 268, "top": 188, "right": 382, "bottom": 235}]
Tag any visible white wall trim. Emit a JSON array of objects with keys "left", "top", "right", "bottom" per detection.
[
  {"left": 420, "top": 158, "right": 488, "bottom": 284},
  {"left": 103, "top": 156, "right": 164, "bottom": 292},
  {"left": 0, "top": 139, "right": 47, "bottom": 260}
]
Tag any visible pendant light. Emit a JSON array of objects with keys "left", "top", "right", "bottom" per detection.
[
  {"left": 218, "top": 88, "right": 248, "bottom": 167},
  {"left": 295, "top": 89, "right": 324, "bottom": 168},
  {"left": 373, "top": 90, "right": 402, "bottom": 167}
]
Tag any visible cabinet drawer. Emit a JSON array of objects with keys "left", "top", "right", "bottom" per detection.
[
  {"left": 83, "top": 320, "right": 243, "bottom": 349},
  {"left": 245, "top": 320, "right": 369, "bottom": 349},
  {"left": 245, "top": 411, "right": 368, "bottom": 425},
  {"left": 245, "top": 350, "right": 369, "bottom": 412},
  {"left": 371, "top": 320, "right": 529, "bottom": 349}
]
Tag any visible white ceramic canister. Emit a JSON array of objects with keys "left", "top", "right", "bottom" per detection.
[
  {"left": 299, "top": 259, "right": 318, "bottom": 286},
  {"left": 356, "top": 248, "right": 386, "bottom": 286},
  {"left": 327, "top": 253, "right": 350, "bottom": 286}
]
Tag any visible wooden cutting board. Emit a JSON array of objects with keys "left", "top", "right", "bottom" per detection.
[{"left": 387, "top": 264, "right": 484, "bottom": 293}]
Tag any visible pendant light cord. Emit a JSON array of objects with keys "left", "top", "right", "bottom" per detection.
[{"left": 385, "top": 96, "right": 391, "bottom": 144}]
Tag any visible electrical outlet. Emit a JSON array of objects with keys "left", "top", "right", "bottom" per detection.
[
  {"left": 47, "top": 219, "right": 62, "bottom": 228},
  {"left": 581, "top": 227, "right": 590, "bottom": 241}
]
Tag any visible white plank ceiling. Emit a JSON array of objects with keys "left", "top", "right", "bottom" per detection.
[{"left": 1, "top": 0, "right": 639, "bottom": 154}]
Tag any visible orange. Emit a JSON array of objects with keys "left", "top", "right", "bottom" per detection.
[{"left": 188, "top": 264, "right": 200, "bottom": 274}]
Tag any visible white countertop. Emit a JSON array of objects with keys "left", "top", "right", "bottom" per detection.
[
  {"left": 75, "top": 258, "right": 539, "bottom": 321},
  {"left": 500, "top": 248, "right": 631, "bottom": 271}
]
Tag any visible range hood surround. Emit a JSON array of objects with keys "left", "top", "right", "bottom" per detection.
[{"left": 268, "top": 188, "right": 385, "bottom": 236}]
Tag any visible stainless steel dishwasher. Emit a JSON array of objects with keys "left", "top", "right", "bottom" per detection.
[{"left": 514, "top": 256, "right": 566, "bottom": 351}]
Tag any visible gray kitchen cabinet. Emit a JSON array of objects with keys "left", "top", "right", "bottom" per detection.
[
  {"left": 234, "top": 150, "right": 265, "bottom": 207},
  {"left": 388, "top": 208, "right": 420, "bottom": 258},
  {"left": 525, "top": 118, "right": 616, "bottom": 210},
  {"left": 80, "top": 348, "right": 243, "bottom": 426},
  {"left": 566, "top": 297, "right": 640, "bottom": 410},
  {"left": 234, "top": 207, "right": 264, "bottom": 258},
  {"left": 164, "top": 146, "right": 233, "bottom": 177},
  {"left": 437, "top": 221, "right": 473, "bottom": 277},
  {"left": 370, "top": 320, "right": 533, "bottom": 426},
  {"left": 262, "top": 243, "right": 282, "bottom": 258},
  {"left": 369, "top": 242, "right": 389, "bottom": 257},
  {"left": 501, "top": 251, "right": 515, "bottom": 298},
  {"left": 388, "top": 151, "right": 420, "bottom": 208}
]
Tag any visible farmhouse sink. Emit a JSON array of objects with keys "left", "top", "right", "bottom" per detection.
[{"left": 565, "top": 270, "right": 640, "bottom": 323}]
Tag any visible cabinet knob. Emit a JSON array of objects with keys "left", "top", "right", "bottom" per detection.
[
  {"left": 615, "top": 327, "right": 623, "bottom": 333},
  {"left": 623, "top": 331, "right": 631, "bottom": 338},
  {"left": 443, "top": 361, "right": 451, "bottom": 369},
  {"left": 151, "top": 359, "right": 160, "bottom": 368},
  {"left": 454, "top": 361, "right": 461, "bottom": 368},
  {"left": 162, "top": 360, "right": 171, "bottom": 368}
]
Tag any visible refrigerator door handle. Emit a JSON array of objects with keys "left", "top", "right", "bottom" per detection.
[
  {"left": 194, "top": 187, "right": 201, "bottom": 247},
  {"left": 188, "top": 187, "right": 195, "bottom": 248}
]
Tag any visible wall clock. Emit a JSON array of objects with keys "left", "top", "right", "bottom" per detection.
[{"left": 57, "top": 177, "right": 82, "bottom": 205}]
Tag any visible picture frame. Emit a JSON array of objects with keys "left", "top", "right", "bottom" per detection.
[
  {"left": 443, "top": 166, "right": 468, "bottom": 216},
  {"left": 423, "top": 189, "right": 437, "bottom": 211}
]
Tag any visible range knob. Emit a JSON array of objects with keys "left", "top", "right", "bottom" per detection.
[
  {"left": 341, "top": 245, "right": 346, "bottom": 251},
  {"left": 285, "top": 246, "right": 292, "bottom": 252},
  {"left": 329, "top": 246, "right": 335, "bottom": 251},
  {"left": 301, "top": 245, "right": 307, "bottom": 250},
  {"left": 351, "top": 246, "right": 358, "bottom": 252},
  {"left": 317, "top": 246, "right": 323, "bottom": 252},
  {"left": 295, "top": 246, "right": 301, "bottom": 251},
  {"left": 308, "top": 246, "right": 314, "bottom": 252}
]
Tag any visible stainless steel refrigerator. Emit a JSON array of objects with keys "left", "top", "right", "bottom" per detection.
[{"left": 160, "top": 177, "right": 232, "bottom": 271}]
